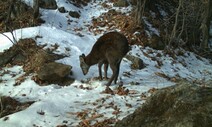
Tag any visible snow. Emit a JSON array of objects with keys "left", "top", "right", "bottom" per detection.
[
  {"left": 0, "top": 0, "right": 212, "bottom": 127},
  {"left": 143, "top": 17, "right": 160, "bottom": 36}
]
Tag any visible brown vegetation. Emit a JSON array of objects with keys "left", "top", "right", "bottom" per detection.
[
  {"left": 0, "top": 96, "right": 34, "bottom": 119},
  {"left": 0, "top": 0, "right": 43, "bottom": 33},
  {"left": 115, "top": 80, "right": 212, "bottom": 127},
  {"left": 0, "top": 39, "right": 72, "bottom": 85},
  {"left": 134, "top": 0, "right": 212, "bottom": 51}
]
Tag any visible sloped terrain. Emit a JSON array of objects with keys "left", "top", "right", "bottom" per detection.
[
  {"left": 115, "top": 80, "right": 212, "bottom": 127},
  {"left": 0, "top": 96, "right": 34, "bottom": 119},
  {"left": 0, "top": 0, "right": 212, "bottom": 127}
]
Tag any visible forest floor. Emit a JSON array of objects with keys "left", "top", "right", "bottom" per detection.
[{"left": 0, "top": 0, "right": 212, "bottom": 127}]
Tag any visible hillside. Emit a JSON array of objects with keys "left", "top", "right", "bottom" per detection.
[{"left": 0, "top": 0, "right": 212, "bottom": 127}]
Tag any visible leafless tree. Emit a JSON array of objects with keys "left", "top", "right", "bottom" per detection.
[
  {"left": 33, "top": 0, "right": 40, "bottom": 19},
  {"left": 134, "top": 0, "right": 212, "bottom": 50},
  {"left": 200, "top": 0, "right": 212, "bottom": 49}
]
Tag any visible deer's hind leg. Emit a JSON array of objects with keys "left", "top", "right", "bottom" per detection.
[
  {"left": 105, "top": 48, "right": 121, "bottom": 86},
  {"left": 104, "top": 62, "right": 109, "bottom": 80},
  {"left": 106, "top": 64, "right": 117, "bottom": 86},
  {"left": 106, "top": 59, "right": 121, "bottom": 86},
  {"left": 114, "top": 60, "right": 121, "bottom": 84},
  {"left": 98, "top": 61, "right": 104, "bottom": 80}
]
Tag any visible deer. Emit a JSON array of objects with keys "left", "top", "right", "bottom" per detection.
[{"left": 79, "top": 32, "right": 129, "bottom": 86}]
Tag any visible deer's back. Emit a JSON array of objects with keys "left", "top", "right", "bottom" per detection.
[{"left": 90, "top": 32, "right": 129, "bottom": 59}]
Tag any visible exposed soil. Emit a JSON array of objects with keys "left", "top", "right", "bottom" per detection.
[
  {"left": 0, "top": 96, "right": 34, "bottom": 119},
  {"left": 0, "top": 38, "right": 71, "bottom": 86},
  {"left": 89, "top": 7, "right": 147, "bottom": 47},
  {"left": 0, "top": 39, "right": 64, "bottom": 71}
]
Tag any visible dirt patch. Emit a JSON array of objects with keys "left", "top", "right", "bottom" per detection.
[
  {"left": 0, "top": 39, "right": 73, "bottom": 85},
  {"left": 0, "top": 96, "right": 34, "bottom": 119},
  {"left": 101, "top": 85, "right": 129, "bottom": 95},
  {"left": 88, "top": 3, "right": 148, "bottom": 47},
  {"left": 0, "top": 39, "right": 64, "bottom": 71},
  {"left": 78, "top": 117, "right": 116, "bottom": 127}
]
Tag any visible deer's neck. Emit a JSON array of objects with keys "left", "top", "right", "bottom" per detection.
[{"left": 85, "top": 54, "right": 99, "bottom": 66}]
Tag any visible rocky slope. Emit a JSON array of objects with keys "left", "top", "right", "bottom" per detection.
[{"left": 115, "top": 80, "right": 212, "bottom": 127}]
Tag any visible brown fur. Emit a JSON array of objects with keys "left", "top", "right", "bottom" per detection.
[{"left": 79, "top": 32, "right": 129, "bottom": 86}]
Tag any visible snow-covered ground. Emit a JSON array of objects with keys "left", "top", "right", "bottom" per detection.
[{"left": 0, "top": 0, "right": 212, "bottom": 127}]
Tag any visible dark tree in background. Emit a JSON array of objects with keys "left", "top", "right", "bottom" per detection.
[
  {"left": 134, "top": 0, "right": 212, "bottom": 51},
  {"left": 135, "top": 0, "right": 143, "bottom": 26},
  {"left": 1, "top": 0, "right": 57, "bottom": 32},
  {"left": 200, "top": 0, "right": 212, "bottom": 49},
  {"left": 5, "top": 0, "right": 29, "bottom": 30},
  {"left": 33, "top": 0, "right": 58, "bottom": 19},
  {"left": 33, "top": 0, "right": 39, "bottom": 19},
  {"left": 1, "top": 0, "right": 39, "bottom": 32}
]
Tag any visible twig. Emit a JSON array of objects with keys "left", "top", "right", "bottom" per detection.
[
  {"left": 169, "top": 0, "right": 182, "bottom": 45},
  {"left": 9, "top": 22, "right": 30, "bottom": 54},
  {"left": 0, "top": 32, "right": 26, "bottom": 55},
  {"left": 0, "top": 33, "right": 16, "bottom": 45},
  {"left": 8, "top": 27, "right": 18, "bottom": 44}
]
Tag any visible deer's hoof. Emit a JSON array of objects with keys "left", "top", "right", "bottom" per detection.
[
  {"left": 98, "top": 76, "right": 103, "bottom": 81},
  {"left": 103, "top": 77, "right": 109, "bottom": 80}
]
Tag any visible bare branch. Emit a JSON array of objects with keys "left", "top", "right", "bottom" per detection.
[{"left": 0, "top": 33, "right": 16, "bottom": 45}]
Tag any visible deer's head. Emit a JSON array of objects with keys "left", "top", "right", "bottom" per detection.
[{"left": 79, "top": 54, "right": 90, "bottom": 75}]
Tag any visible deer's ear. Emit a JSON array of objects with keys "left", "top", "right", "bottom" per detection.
[
  {"left": 79, "top": 54, "right": 85, "bottom": 62},
  {"left": 81, "top": 54, "right": 85, "bottom": 57}
]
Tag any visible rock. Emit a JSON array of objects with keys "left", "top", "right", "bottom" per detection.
[
  {"left": 125, "top": 55, "right": 145, "bottom": 69},
  {"left": 37, "top": 62, "right": 72, "bottom": 84},
  {"left": 58, "top": 7, "right": 67, "bottom": 13},
  {"left": 113, "top": 0, "right": 129, "bottom": 7},
  {"left": 0, "top": 49, "right": 18, "bottom": 67},
  {"left": 115, "top": 80, "right": 212, "bottom": 127},
  {"left": 148, "top": 34, "right": 165, "bottom": 50},
  {"left": 69, "top": 11, "right": 80, "bottom": 18},
  {"left": 0, "top": 39, "right": 31, "bottom": 67},
  {"left": 39, "top": 0, "right": 57, "bottom": 9}
]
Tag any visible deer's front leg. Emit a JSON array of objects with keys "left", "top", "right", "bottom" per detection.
[
  {"left": 104, "top": 63, "right": 109, "bottom": 80},
  {"left": 98, "top": 62, "right": 104, "bottom": 80}
]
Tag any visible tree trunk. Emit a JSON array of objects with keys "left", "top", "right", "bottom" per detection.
[
  {"left": 135, "top": 0, "right": 144, "bottom": 26},
  {"left": 200, "top": 0, "right": 212, "bottom": 49},
  {"left": 33, "top": 0, "right": 39, "bottom": 19},
  {"left": 170, "top": 0, "right": 182, "bottom": 43},
  {"left": 6, "top": 0, "right": 16, "bottom": 24}
]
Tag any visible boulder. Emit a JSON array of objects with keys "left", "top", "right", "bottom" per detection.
[
  {"left": 39, "top": 0, "right": 57, "bottom": 9},
  {"left": 125, "top": 55, "right": 145, "bottom": 69},
  {"left": 37, "top": 62, "right": 72, "bottom": 84},
  {"left": 0, "top": 49, "right": 19, "bottom": 67},
  {"left": 148, "top": 34, "right": 165, "bottom": 50},
  {"left": 58, "top": 7, "right": 67, "bottom": 13},
  {"left": 69, "top": 11, "right": 80, "bottom": 18},
  {"left": 115, "top": 80, "right": 212, "bottom": 127}
]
